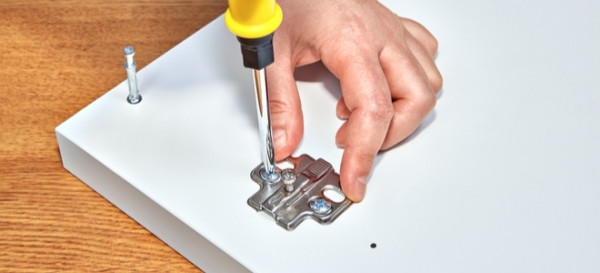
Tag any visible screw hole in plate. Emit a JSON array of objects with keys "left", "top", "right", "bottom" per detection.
[
  {"left": 370, "top": 243, "right": 377, "bottom": 249},
  {"left": 323, "top": 186, "right": 346, "bottom": 203}
]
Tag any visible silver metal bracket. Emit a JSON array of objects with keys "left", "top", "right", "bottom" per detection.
[{"left": 248, "top": 154, "right": 353, "bottom": 230}]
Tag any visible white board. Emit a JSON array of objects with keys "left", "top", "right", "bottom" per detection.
[{"left": 57, "top": 0, "right": 600, "bottom": 272}]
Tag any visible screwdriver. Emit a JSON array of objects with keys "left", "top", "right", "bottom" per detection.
[{"left": 225, "top": 0, "right": 283, "bottom": 182}]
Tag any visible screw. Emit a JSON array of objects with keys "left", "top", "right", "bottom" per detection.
[
  {"left": 260, "top": 167, "right": 280, "bottom": 183},
  {"left": 309, "top": 198, "right": 332, "bottom": 215},
  {"left": 281, "top": 168, "right": 296, "bottom": 192},
  {"left": 123, "top": 45, "right": 142, "bottom": 104}
]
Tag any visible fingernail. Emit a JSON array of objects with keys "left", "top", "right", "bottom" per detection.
[{"left": 273, "top": 128, "right": 287, "bottom": 151}]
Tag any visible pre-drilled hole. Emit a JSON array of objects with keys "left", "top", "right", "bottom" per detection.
[
  {"left": 370, "top": 243, "right": 377, "bottom": 249},
  {"left": 323, "top": 187, "right": 345, "bottom": 203}
]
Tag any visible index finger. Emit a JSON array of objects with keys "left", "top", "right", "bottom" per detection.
[{"left": 323, "top": 48, "right": 393, "bottom": 202}]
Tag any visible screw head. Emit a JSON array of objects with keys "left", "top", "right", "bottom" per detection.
[
  {"left": 309, "top": 198, "right": 332, "bottom": 215},
  {"left": 123, "top": 45, "right": 135, "bottom": 56},
  {"left": 127, "top": 94, "right": 142, "bottom": 104},
  {"left": 123, "top": 46, "right": 137, "bottom": 68},
  {"left": 260, "top": 167, "right": 280, "bottom": 183}
]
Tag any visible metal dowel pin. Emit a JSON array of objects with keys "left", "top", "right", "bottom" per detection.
[
  {"left": 281, "top": 168, "right": 296, "bottom": 192},
  {"left": 123, "top": 45, "right": 142, "bottom": 104}
]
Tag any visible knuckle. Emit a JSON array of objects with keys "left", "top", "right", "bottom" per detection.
[
  {"left": 428, "top": 35, "right": 439, "bottom": 54},
  {"left": 269, "top": 96, "right": 300, "bottom": 122},
  {"left": 364, "top": 99, "right": 394, "bottom": 121},
  {"left": 417, "top": 89, "right": 437, "bottom": 112},
  {"left": 430, "top": 70, "right": 443, "bottom": 93},
  {"left": 345, "top": 143, "right": 378, "bottom": 164},
  {"left": 268, "top": 97, "right": 289, "bottom": 114},
  {"left": 355, "top": 149, "right": 377, "bottom": 164}
]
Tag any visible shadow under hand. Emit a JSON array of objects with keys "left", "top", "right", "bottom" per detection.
[{"left": 294, "top": 62, "right": 342, "bottom": 101}]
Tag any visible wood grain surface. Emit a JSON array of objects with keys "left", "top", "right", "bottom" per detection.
[{"left": 0, "top": 1, "right": 227, "bottom": 271}]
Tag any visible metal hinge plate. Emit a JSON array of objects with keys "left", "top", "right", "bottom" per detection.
[{"left": 248, "top": 154, "right": 353, "bottom": 230}]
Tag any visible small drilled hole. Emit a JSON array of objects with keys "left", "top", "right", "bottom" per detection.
[
  {"left": 323, "top": 187, "right": 345, "bottom": 203},
  {"left": 370, "top": 243, "right": 377, "bottom": 249}
]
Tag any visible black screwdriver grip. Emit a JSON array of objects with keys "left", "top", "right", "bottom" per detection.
[{"left": 237, "top": 34, "right": 275, "bottom": 70}]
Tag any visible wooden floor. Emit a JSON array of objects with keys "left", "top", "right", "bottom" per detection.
[{"left": 0, "top": 1, "right": 227, "bottom": 271}]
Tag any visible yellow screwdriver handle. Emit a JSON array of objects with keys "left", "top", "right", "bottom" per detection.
[{"left": 225, "top": 0, "right": 283, "bottom": 39}]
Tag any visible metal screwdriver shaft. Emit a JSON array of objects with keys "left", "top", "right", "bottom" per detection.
[
  {"left": 123, "top": 46, "right": 142, "bottom": 104},
  {"left": 252, "top": 68, "right": 278, "bottom": 182},
  {"left": 225, "top": 0, "right": 283, "bottom": 183}
]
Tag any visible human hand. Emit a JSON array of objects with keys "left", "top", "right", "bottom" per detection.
[{"left": 267, "top": 0, "right": 443, "bottom": 202}]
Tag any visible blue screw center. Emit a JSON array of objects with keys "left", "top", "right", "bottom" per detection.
[{"left": 310, "top": 198, "right": 331, "bottom": 214}]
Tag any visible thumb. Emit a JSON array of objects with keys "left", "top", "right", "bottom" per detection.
[{"left": 266, "top": 57, "right": 303, "bottom": 161}]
